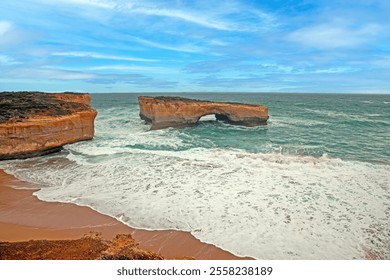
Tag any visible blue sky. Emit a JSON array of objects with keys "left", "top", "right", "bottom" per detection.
[{"left": 1, "top": 0, "right": 389, "bottom": 93}]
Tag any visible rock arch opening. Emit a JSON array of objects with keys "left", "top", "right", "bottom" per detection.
[
  {"left": 197, "top": 113, "right": 234, "bottom": 125},
  {"left": 198, "top": 114, "right": 218, "bottom": 123}
]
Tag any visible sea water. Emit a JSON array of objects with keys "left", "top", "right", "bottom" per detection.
[{"left": 1, "top": 93, "right": 389, "bottom": 259}]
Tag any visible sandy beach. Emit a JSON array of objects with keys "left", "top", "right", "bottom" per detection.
[{"left": 0, "top": 169, "right": 247, "bottom": 260}]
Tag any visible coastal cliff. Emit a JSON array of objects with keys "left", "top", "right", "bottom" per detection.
[
  {"left": 139, "top": 96, "right": 269, "bottom": 130},
  {"left": 0, "top": 92, "right": 97, "bottom": 160}
]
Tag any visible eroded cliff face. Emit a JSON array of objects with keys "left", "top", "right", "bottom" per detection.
[
  {"left": 139, "top": 96, "right": 269, "bottom": 130},
  {"left": 0, "top": 92, "right": 97, "bottom": 160}
]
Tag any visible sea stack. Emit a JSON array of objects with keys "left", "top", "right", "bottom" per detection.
[
  {"left": 138, "top": 96, "right": 269, "bottom": 130},
  {"left": 0, "top": 92, "right": 97, "bottom": 160}
]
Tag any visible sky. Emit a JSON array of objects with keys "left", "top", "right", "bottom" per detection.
[{"left": 1, "top": 0, "right": 390, "bottom": 93}]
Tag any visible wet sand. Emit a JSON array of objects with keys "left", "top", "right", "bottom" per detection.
[{"left": 0, "top": 169, "right": 248, "bottom": 260}]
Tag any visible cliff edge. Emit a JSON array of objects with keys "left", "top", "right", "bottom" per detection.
[
  {"left": 0, "top": 92, "right": 97, "bottom": 160},
  {"left": 139, "top": 96, "right": 269, "bottom": 130}
]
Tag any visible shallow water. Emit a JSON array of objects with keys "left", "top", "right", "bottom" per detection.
[{"left": 1, "top": 93, "right": 389, "bottom": 259}]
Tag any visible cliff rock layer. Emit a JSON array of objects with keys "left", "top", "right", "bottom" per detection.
[
  {"left": 0, "top": 92, "right": 97, "bottom": 160},
  {"left": 139, "top": 96, "right": 269, "bottom": 130}
]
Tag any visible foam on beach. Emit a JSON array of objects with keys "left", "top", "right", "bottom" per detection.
[{"left": 1, "top": 146, "right": 389, "bottom": 259}]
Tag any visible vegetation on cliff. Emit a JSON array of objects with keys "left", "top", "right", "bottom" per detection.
[{"left": 0, "top": 92, "right": 91, "bottom": 123}]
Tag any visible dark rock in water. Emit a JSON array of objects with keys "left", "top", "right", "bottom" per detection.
[{"left": 138, "top": 96, "right": 269, "bottom": 130}]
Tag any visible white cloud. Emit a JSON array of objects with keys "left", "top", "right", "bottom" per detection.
[
  {"left": 48, "top": 0, "right": 233, "bottom": 30},
  {"left": 47, "top": 0, "right": 274, "bottom": 32},
  {"left": 209, "top": 39, "right": 229, "bottom": 46},
  {"left": 52, "top": 51, "right": 158, "bottom": 62},
  {"left": 7, "top": 67, "right": 96, "bottom": 80},
  {"left": 0, "top": 54, "right": 20, "bottom": 65},
  {"left": 130, "top": 36, "right": 204, "bottom": 53},
  {"left": 0, "top": 21, "right": 12, "bottom": 36},
  {"left": 288, "top": 23, "right": 382, "bottom": 48},
  {"left": 259, "top": 63, "right": 294, "bottom": 73},
  {"left": 128, "top": 6, "right": 233, "bottom": 31},
  {"left": 123, "top": 2, "right": 277, "bottom": 32},
  {"left": 50, "top": 0, "right": 115, "bottom": 9},
  {"left": 314, "top": 67, "right": 359, "bottom": 74},
  {"left": 88, "top": 65, "right": 179, "bottom": 73},
  {"left": 258, "top": 64, "right": 359, "bottom": 75},
  {"left": 0, "top": 20, "right": 34, "bottom": 49}
]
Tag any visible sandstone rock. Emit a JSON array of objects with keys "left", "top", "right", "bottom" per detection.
[
  {"left": 139, "top": 96, "right": 269, "bottom": 130},
  {"left": 0, "top": 92, "right": 97, "bottom": 160}
]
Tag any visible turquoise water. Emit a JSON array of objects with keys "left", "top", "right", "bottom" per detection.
[
  {"left": 1, "top": 93, "right": 389, "bottom": 259},
  {"left": 92, "top": 93, "right": 390, "bottom": 163}
]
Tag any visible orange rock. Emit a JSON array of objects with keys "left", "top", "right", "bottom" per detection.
[
  {"left": 50, "top": 92, "right": 91, "bottom": 105},
  {"left": 139, "top": 96, "right": 269, "bottom": 130},
  {"left": 0, "top": 92, "right": 97, "bottom": 160}
]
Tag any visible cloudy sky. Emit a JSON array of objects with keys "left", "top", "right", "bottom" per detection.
[{"left": 1, "top": 0, "right": 389, "bottom": 93}]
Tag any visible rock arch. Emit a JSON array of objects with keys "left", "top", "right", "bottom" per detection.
[{"left": 139, "top": 96, "right": 269, "bottom": 130}]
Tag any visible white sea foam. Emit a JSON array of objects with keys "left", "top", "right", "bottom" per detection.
[
  {"left": 91, "top": 108, "right": 188, "bottom": 150},
  {"left": 1, "top": 147, "right": 389, "bottom": 259},
  {"left": 303, "top": 108, "right": 390, "bottom": 124},
  {"left": 269, "top": 116, "right": 328, "bottom": 127}
]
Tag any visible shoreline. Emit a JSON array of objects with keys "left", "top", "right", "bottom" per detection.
[{"left": 0, "top": 169, "right": 249, "bottom": 260}]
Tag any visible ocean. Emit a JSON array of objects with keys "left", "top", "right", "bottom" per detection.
[{"left": 1, "top": 93, "right": 389, "bottom": 259}]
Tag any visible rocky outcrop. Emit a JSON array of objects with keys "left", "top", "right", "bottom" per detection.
[
  {"left": 0, "top": 92, "right": 97, "bottom": 160},
  {"left": 139, "top": 96, "right": 269, "bottom": 130},
  {"left": 0, "top": 233, "right": 163, "bottom": 260}
]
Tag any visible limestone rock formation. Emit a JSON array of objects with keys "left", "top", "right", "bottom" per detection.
[
  {"left": 139, "top": 96, "right": 269, "bottom": 130},
  {"left": 0, "top": 232, "right": 163, "bottom": 260},
  {"left": 0, "top": 92, "right": 97, "bottom": 160}
]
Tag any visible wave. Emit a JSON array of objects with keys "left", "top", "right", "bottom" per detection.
[
  {"left": 303, "top": 108, "right": 390, "bottom": 124},
  {"left": 1, "top": 147, "right": 389, "bottom": 259},
  {"left": 269, "top": 116, "right": 328, "bottom": 127}
]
